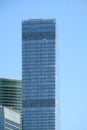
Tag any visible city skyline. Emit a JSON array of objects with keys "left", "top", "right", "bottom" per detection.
[{"left": 0, "top": 1, "right": 87, "bottom": 130}]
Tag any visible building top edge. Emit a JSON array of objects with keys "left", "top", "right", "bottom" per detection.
[
  {"left": 22, "top": 19, "right": 56, "bottom": 24},
  {"left": 0, "top": 78, "right": 21, "bottom": 82},
  {"left": 0, "top": 106, "right": 21, "bottom": 113},
  {"left": 4, "top": 107, "right": 21, "bottom": 113}
]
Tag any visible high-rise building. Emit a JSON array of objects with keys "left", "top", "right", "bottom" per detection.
[
  {"left": 0, "top": 78, "right": 22, "bottom": 111},
  {"left": 22, "top": 19, "right": 56, "bottom": 130}
]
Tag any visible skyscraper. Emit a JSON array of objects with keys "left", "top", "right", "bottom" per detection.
[{"left": 22, "top": 19, "right": 56, "bottom": 130}]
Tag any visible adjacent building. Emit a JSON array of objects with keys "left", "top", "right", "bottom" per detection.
[
  {"left": 0, "top": 106, "right": 21, "bottom": 130},
  {"left": 22, "top": 19, "right": 56, "bottom": 130},
  {"left": 4, "top": 107, "right": 21, "bottom": 130},
  {"left": 0, "top": 106, "right": 5, "bottom": 130},
  {"left": 0, "top": 78, "right": 22, "bottom": 129},
  {"left": 0, "top": 78, "right": 22, "bottom": 111}
]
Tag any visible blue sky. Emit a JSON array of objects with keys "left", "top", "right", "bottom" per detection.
[{"left": 0, "top": 0, "right": 87, "bottom": 130}]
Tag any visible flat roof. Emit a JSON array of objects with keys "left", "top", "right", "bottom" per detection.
[
  {"left": 22, "top": 18, "right": 56, "bottom": 24},
  {"left": 0, "top": 78, "right": 21, "bottom": 82}
]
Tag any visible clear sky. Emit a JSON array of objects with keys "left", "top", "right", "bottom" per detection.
[{"left": 0, "top": 0, "right": 87, "bottom": 130}]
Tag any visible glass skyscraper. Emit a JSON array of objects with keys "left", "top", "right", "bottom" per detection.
[{"left": 22, "top": 19, "right": 56, "bottom": 130}]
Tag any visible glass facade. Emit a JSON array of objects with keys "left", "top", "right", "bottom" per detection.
[
  {"left": 22, "top": 19, "right": 56, "bottom": 130},
  {"left": 4, "top": 107, "right": 21, "bottom": 130},
  {"left": 0, "top": 78, "right": 22, "bottom": 111},
  {"left": 0, "top": 106, "right": 21, "bottom": 130}
]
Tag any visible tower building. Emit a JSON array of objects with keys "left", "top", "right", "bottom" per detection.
[{"left": 22, "top": 19, "right": 56, "bottom": 130}]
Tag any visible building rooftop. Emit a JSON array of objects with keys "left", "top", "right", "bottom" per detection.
[
  {"left": 0, "top": 78, "right": 21, "bottom": 82},
  {"left": 22, "top": 18, "right": 55, "bottom": 24}
]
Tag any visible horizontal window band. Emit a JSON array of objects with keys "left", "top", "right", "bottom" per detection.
[
  {"left": 22, "top": 32, "right": 55, "bottom": 40},
  {"left": 23, "top": 99, "right": 55, "bottom": 108}
]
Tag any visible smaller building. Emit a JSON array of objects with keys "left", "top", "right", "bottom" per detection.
[
  {"left": 0, "top": 78, "right": 22, "bottom": 111},
  {"left": 0, "top": 106, "right": 21, "bottom": 130},
  {"left": 4, "top": 107, "right": 21, "bottom": 130},
  {"left": 0, "top": 78, "right": 22, "bottom": 129}
]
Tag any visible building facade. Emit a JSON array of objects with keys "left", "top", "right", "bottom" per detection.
[
  {"left": 0, "top": 106, "right": 5, "bottom": 130},
  {"left": 4, "top": 107, "right": 21, "bottom": 130},
  {"left": 0, "top": 106, "right": 21, "bottom": 130},
  {"left": 22, "top": 19, "right": 56, "bottom": 130},
  {"left": 0, "top": 78, "right": 22, "bottom": 111},
  {"left": 0, "top": 78, "right": 22, "bottom": 129}
]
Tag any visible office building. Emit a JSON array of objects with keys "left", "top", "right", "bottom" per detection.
[
  {"left": 0, "top": 78, "right": 22, "bottom": 111},
  {"left": 0, "top": 106, "right": 21, "bottom": 130},
  {"left": 22, "top": 19, "right": 56, "bottom": 130}
]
